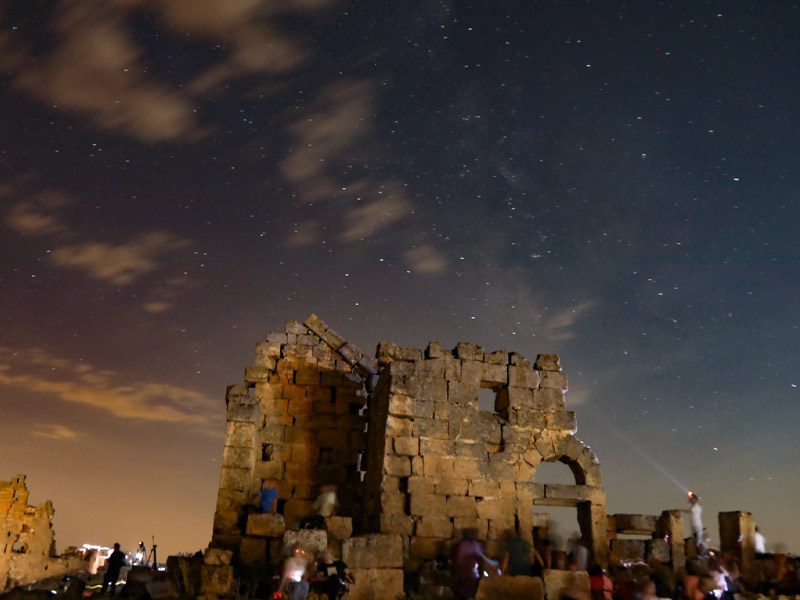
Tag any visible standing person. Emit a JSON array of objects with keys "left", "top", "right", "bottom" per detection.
[
  {"left": 754, "top": 527, "right": 766, "bottom": 554},
  {"left": 101, "top": 543, "right": 126, "bottom": 596},
  {"left": 682, "top": 492, "right": 704, "bottom": 553},
  {"left": 451, "top": 528, "right": 498, "bottom": 600}
]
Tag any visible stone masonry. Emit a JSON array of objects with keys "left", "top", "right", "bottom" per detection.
[
  {"left": 0, "top": 475, "right": 87, "bottom": 591},
  {"left": 208, "top": 315, "right": 608, "bottom": 597}
]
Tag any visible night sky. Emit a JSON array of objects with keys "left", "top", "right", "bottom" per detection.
[{"left": 1, "top": 1, "right": 799, "bottom": 559}]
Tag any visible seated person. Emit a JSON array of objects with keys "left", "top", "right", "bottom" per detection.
[
  {"left": 315, "top": 548, "right": 353, "bottom": 600},
  {"left": 301, "top": 484, "right": 339, "bottom": 529},
  {"left": 254, "top": 479, "right": 279, "bottom": 513}
]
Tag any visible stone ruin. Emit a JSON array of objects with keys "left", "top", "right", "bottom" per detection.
[
  {"left": 0, "top": 475, "right": 87, "bottom": 591},
  {"left": 200, "top": 315, "right": 769, "bottom": 599}
]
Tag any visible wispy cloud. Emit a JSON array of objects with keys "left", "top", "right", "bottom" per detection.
[
  {"left": 2, "top": 187, "right": 70, "bottom": 236},
  {"left": 0, "top": 348, "right": 220, "bottom": 432},
  {"left": 49, "top": 232, "right": 190, "bottom": 286},
  {"left": 32, "top": 423, "right": 84, "bottom": 441},
  {"left": 405, "top": 244, "right": 448, "bottom": 275},
  {"left": 0, "top": 0, "right": 334, "bottom": 142}
]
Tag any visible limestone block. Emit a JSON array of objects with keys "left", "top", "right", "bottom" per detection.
[
  {"left": 476, "top": 498, "right": 515, "bottom": 521},
  {"left": 484, "top": 350, "right": 509, "bottom": 365},
  {"left": 325, "top": 516, "right": 353, "bottom": 540},
  {"left": 446, "top": 495, "right": 478, "bottom": 518},
  {"left": 481, "top": 363, "right": 508, "bottom": 385},
  {"left": 417, "top": 377, "right": 448, "bottom": 404},
  {"left": 503, "top": 425, "right": 533, "bottom": 450},
  {"left": 436, "top": 478, "right": 468, "bottom": 496},
  {"left": 239, "top": 536, "right": 267, "bottom": 566},
  {"left": 516, "top": 460, "right": 537, "bottom": 482},
  {"left": 421, "top": 437, "right": 454, "bottom": 455},
  {"left": 612, "top": 514, "right": 657, "bottom": 535},
  {"left": 453, "top": 518, "right": 488, "bottom": 539},
  {"left": 456, "top": 342, "right": 484, "bottom": 360},
  {"left": 453, "top": 457, "right": 482, "bottom": 479},
  {"left": 610, "top": 539, "right": 646, "bottom": 566},
  {"left": 386, "top": 415, "right": 414, "bottom": 437},
  {"left": 200, "top": 564, "right": 234, "bottom": 596},
  {"left": 285, "top": 320, "right": 307, "bottom": 335},
  {"left": 414, "top": 398, "right": 436, "bottom": 418},
  {"left": 411, "top": 493, "right": 447, "bottom": 517},
  {"left": 507, "top": 385, "right": 533, "bottom": 408},
  {"left": 394, "top": 436, "right": 420, "bottom": 456},
  {"left": 454, "top": 440, "right": 488, "bottom": 459},
  {"left": 539, "top": 370, "right": 568, "bottom": 391},
  {"left": 284, "top": 461, "right": 314, "bottom": 481},
  {"left": 347, "top": 568, "right": 404, "bottom": 600},
  {"left": 259, "top": 422, "right": 285, "bottom": 443},
  {"left": 227, "top": 395, "right": 261, "bottom": 423},
  {"left": 389, "top": 360, "right": 418, "bottom": 394},
  {"left": 254, "top": 460, "right": 283, "bottom": 480},
  {"left": 512, "top": 407, "right": 546, "bottom": 430},
  {"left": 283, "top": 529, "right": 328, "bottom": 555},
  {"left": 542, "top": 570, "right": 588, "bottom": 600},
  {"left": 266, "top": 331, "right": 288, "bottom": 344},
  {"left": 469, "top": 479, "right": 499, "bottom": 497},
  {"left": 342, "top": 535, "right": 403, "bottom": 568},
  {"left": 532, "top": 388, "right": 564, "bottom": 411},
  {"left": 647, "top": 538, "right": 670, "bottom": 563},
  {"left": 424, "top": 455, "right": 456, "bottom": 478},
  {"left": 408, "top": 476, "right": 436, "bottom": 495},
  {"left": 486, "top": 454, "right": 515, "bottom": 480},
  {"left": 444, "top": 354, "right": 462, "bottom": 380},
  {"left": 388, "top": 394, "right": 415, "bottom": 417},
  {"left": 384, "top": 455, "right": 412, "bottom": 477},
  {"left": 219, "top": 467, "right": 251, "bottom": 492},
  {"left": 460, "top": 360, "right": 482, "bottom": 385},
  {"left": 226, "top": 421, "right": 257, "bottom": 447},
  {"left": 546, "top": 411, "right": 577, "bottom": 432},
  {"left": 426, "top": 342, "right": 446, "bottom": 358},
  {"left": 534, "top": 354, "right": 561, "bottom": 371},
  {"left": 246, "top": 513, "right": 286, "bottom": 537},
  {"left": 213, "top": 508, "right": 239, "bottom": 533},
  {"left": 255, "top": 341, "right": 282, "bottom": 361},
  {"left": 448, "top": 381, "right": 478, "bottom": 406},
  {"left": 203, "top": 548, "right": 233, "bottom": 565},
  {"left": 477, "top": 575, "right": 544, "bottom": 600},
  {"left": 222, "top": 445, "right": 255, "bottom": 469},
  {"left": 409, "top": 537, "right": 446, "bottom": 560},
  {"left": 414, "top": 417, "right": 449, "bottom": 439},
  {"left": 415, "top": 517, "right": 454, "bottom": 538},
  {"left": 509, "top": 365, "right": 540, "bottom": 389},
  {"left": 380, "top": 513, "right": 414, "bottom": 536},
  {"left": 412, "top": 455, "right": 424, "bottom": 475}
]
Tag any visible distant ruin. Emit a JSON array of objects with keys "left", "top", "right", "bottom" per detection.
[
  {"left": 203, "top": 315, "right": 763, "bottom": 599},
  {"left": 0, "top": 475, "right": 88, "bottom": 590}
]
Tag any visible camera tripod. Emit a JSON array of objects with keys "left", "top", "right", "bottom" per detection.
[{"left": 146, "top": 536, "right": 158, "bottom": 570}]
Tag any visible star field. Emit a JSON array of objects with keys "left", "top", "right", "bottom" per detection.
[{"left": 1, "top": 1, "right": 799, "bottom": 557}]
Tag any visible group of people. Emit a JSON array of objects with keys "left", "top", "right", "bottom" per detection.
[{"left": 276, "top": 545, "right": 354, "bottom": 600}]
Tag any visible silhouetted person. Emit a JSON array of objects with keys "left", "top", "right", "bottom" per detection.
[
  {"left": 682, "top": 492, "right": 704, "bottom": 553},
  {"left": 101, "top": 543, "right": 126, "bottom": 596},
  {"left": 754, "top": 526, "right": 766, "bottom": 554},
  {"left": 451, "top": 528, "right": 498, "bottom": 600}
]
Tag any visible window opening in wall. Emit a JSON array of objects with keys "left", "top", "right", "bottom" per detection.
[
  {"left": 479, "top": 382, "right": 509, "bottom": 420},
  {"left": 262, "top": 444, "right": 273, "bottom": 461}
]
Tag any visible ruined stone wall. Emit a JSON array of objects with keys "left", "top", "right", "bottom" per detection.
[
  {"left": 211, "top": 317, "right": 374, "bottom": 565},
  {"left": 0, "top": 475, "right": 86, "bottom": 590},
  {"left": 210, "top": 315, "right": 608, "bottom": 596},
  {"left": 363, "top": 340, "right": 608, "bottom": 569}
]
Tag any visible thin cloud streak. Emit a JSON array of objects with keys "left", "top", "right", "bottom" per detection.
[
  {"left": 32, "top": 424, "right": 84, "bottom": 441},
  {"left": 49, "top": 231, "right": 190, "bottom": 286},
  {"left": 0, "top": 348, "right": 221, "bottom": 432}
]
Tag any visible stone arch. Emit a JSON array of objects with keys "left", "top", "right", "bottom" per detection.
[{"left": 521, "top": 432, "right": 608, "bottom": 567}]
